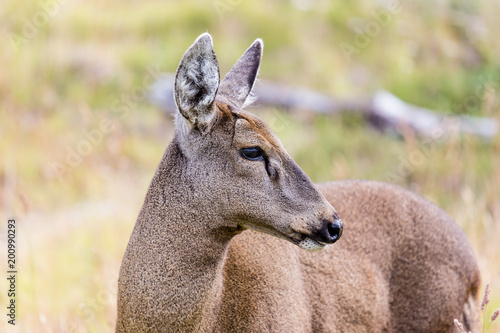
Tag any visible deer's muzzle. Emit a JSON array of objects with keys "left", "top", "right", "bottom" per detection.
[{"left": 318, "top": 218, "right": 343, "bottom": 244}]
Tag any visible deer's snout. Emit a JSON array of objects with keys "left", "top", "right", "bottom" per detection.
[{"left": 317, "top": 218, "right": 343, "bottom": 244}]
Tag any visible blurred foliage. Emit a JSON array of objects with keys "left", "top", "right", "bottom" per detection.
[{"left": 0, "top": 0, "right": 499, "bottom": 332}]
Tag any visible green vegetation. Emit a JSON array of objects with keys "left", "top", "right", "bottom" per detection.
[{"left": 1, "top": 0, "right": 499, "bottom": 331}]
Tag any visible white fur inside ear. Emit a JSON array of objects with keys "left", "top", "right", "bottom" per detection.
[
  {"left": 174, "top": 33, "right": 219, "bottom": 126},
  {"left": 176, "top": 62, "right": 219, "bottom": 113},
  {"left": 242, "top": 90, "right": 257, "bottom": 108}
]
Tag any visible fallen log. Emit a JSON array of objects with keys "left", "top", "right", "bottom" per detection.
[{"left": 150, "top": 75, "right": 498, "bottom": 139}]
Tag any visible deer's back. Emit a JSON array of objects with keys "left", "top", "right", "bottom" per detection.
[{"left": 221, "top": 180, "right": 480, "bottom": 332}]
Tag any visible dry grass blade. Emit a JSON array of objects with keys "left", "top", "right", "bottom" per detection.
[
  {"left": 454, "top": 318, "right": 467, "bottom": 333},
  {"left": 491, "top": 309, "right": 499, "bottom": 322},
  {"left": 481, "top": 283, "right": 491, "bottom": 311}
]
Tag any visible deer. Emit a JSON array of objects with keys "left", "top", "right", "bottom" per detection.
[{"left": 116, "top": 33, "right": 480, "bottom": 332}]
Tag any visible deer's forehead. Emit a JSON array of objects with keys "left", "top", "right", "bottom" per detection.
[
  {"left": 214, "top": 102, "right": 283, "bottom": 149},
  {"left": 232, "top": 113, "right": 283, "bottom": 150}
]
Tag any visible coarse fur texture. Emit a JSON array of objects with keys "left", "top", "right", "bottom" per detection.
[{"left": 116, "top": 34, "right": 480, "bottom": 332}]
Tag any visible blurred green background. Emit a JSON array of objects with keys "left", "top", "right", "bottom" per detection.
[{"left": 1, "top": 0, "right": 499, "bottom": 331}]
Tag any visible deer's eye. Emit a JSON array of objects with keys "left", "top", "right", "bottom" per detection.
[{"left": 240, "top": 147, "right": 264, "bottom": 161}]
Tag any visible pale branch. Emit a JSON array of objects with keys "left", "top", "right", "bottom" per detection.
[{"left": 150, "top": 75, "right": 498, "bottom": 139}]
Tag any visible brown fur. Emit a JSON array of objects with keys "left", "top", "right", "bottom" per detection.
[{"left": 116, "top": 34, "right": 480, "bottom": 332}]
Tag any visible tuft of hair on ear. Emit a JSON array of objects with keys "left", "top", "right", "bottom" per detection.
[
  {"left": 174, "top": 33, "right": 220, "bottom": 131},
  {"left": 217, "top": 38, "right": 263, "bottom": 109}
]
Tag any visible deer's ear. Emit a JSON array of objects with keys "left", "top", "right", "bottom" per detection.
[
  {"left": 174, "top": 33, "right": 220, "bottom": 130},
  {"left": 217, "top": 39, "right": 263, "bottom": 108}
]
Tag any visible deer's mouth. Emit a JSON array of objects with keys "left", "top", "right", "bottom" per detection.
[
  {"left": 241, "top": 223, "right": 328, "bottom": 252},
  {"left": 292, "top": 234, "right": 327, "bottom": 252}
]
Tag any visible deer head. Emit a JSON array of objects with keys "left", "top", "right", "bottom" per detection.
[{"left": 172, "top": 33, "right": 342, "bottom": 251}]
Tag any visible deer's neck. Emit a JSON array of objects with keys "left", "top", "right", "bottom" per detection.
[{"left": 130, "top": 139, "right": 235, "bottom": 330}]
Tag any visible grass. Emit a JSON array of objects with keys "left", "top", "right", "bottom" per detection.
[{"left": 1, "top": 0, "right": 499, "bottom": 331}]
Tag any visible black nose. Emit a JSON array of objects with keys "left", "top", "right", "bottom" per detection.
[{"left": 319, "top": 218, "right": 343, "bottom": 244}]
